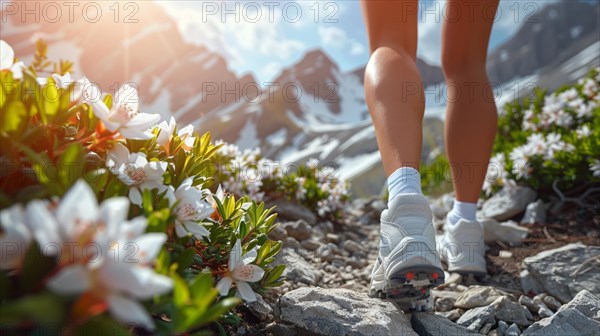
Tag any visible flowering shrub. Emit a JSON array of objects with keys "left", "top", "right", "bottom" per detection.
[
  {"left": 484, "top": 67, "right": 600, "bottom": 195},
  {"left": 212, "top": 142, "right": 350, "bottom": 219},
  {"left": 0, "top": 40, "right": 285, "bottom": 334}
]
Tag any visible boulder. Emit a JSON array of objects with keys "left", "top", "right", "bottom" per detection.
[
  {"left": 277, "top": 287, "right": 417, "bottom": 336},
  {"left": 492, "top": 296, "right": 532, "bottom": 326},
  {"left": 482, "top": 219, "right": 529, "bottom": 245},
  {"left": 274, "top": 248, "right": 322, "bottom": 286},
  {"left": 456, "top": 304, "right": 496, "bottom": 331},
  {"left": 281, "top": 219, "right": 312, "bottom": 241},
  {"left": 411, "top": 312, "right": 479, "bottom": 336},
  {"left": 522, "top": 243, "right": 600, "bottom": 303},
  {"left": 520, "top": 200, "right": 547, "bottom": 224},
  {"left": 481, "top": 186, "right": 537, "bottom": 221},
  {"left": 522, "top": 290, "right": 600, "bottom": 336},
  {"left": 268, "top": 198, "right": 317, "bottom": 225},
  {"left": 454, "top": 286, "right": 508, "bottom": 309}
]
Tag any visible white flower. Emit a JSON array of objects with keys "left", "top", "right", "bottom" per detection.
[
  {"left": 575, "top": 101, "right": 596, "bottom": 119},
  {"left": 591, "top": 160, "right": 600, "bottom": 178},
  {"left": 216, "top": 240, "right": 265, "bottom": 302},
  {"left": 37, "top": 72, "right": 73, "bottom": 88},
  {"left": 1, "top": 40, "right": 25, "bottom": 79},
  {"left": 106, "top": 142, "right": 167, "bottom": 206},
  {"left": 206, "top": 185, "right": 225, "bottom": 209},
  {"left": 509, "top": 146, "right": 531, "bottom": 179},
  {"left": 0, "top": 204, "right": 31, "bottom": 270},
  {"left": 165, "top": 178, "right": 213, "bottom": 239},
  {"left": 582, "top": 78, "right": 598, "bottom": 98},
  {"left": 154, "top": 117, "right": 196, "bottom": 152},
  {"left": 29, "top": 180, "right": 172, "bottom": 329},
  {"left": 87, "top": 83, "right": 159, "bottom": 139},
  {"left": 576, "top": 124, "right": 592, "bottom": 138},
  {"left": 558, "top": 88, "right": 578, "bottom": 101}
]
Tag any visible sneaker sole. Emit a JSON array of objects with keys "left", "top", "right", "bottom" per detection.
[{"left": 368, "top": 265, "right": 445, "bottom": 311}]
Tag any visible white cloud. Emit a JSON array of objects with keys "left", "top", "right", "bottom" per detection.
[
  {"left": 318, "top": 26, "right": 366, "bottom": 55},
  {"left": 260, "top": 61, "right": 283, "bottom": 81}
]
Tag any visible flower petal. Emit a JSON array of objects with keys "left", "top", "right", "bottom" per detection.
[
  {"left": 128, "top": 188, "right": 143, "bottom": 206},
  {"left": 0, "top": 205, "right": 31, "bottom": 270},
  {"left": 174, "top": 223, "right": 188, "bottom": 238},
  {"left": 229, "top": 240, "right": 243, "bottom": 271},
  {"left": 132, "top": 233, "right": 167, "bottom": 263},
  {"left": 106, "top": 142, "right": 130, "bottom": 171},
  {"left": 119, "top": 126, "right": 155, "bottom": 140},
  {"left": 183, "top": 221, "right": 210, "bottom": 238},
  {"left": 46, "top": 264, "right": 91, "bottom": 294},
  {"left": 100, "top": 262, "right": 172, "bottom": 299},
  {"left": 56, "top": 180, "right": 98, "bottom": 240},
  {"left": 1, "top": 40, "right": 15, "bottom": 70},
  {"left": 106, "top": 293, "right": 155, "bottom": 330},
  {"left": 232, "top": 264, "right": 264, "bottom": 283},
  {"left": 99, "top": 197, "right": 130, "bottom": 236},
  {"left": 216, "top": 276, "right": 233, "bottom": 296},
  {"left": 25, "top": 200, "right": 61, "bottom": 254},
  {"left": 242, "top": 249, "right": 257, "bottom": 265},
  {"left": 235, "top": 281, "right": 257, "bottom": 302},
  {"left": 119, "top": 216, "right": 147, "bottom": 241}
]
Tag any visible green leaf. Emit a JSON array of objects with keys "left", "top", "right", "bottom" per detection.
[
  {"left": 74, "top": 315, "right": 129, "bottom": 336},
  {"left": 173, "top": 273, "right": 190, "bottom": 307},
  {"left": 58, "top": 142, "right": 84, "bottom": 190},
  {"left": 176, "top": 248, "right": 197, "bottom": 274},
  {"left": 1, "top": 101, "right": 27, "bottom": 134},
  {"left": 0, "top": 292, "right": 65, "bottom": 325}
]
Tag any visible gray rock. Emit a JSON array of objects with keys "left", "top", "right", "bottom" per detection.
[
  {"left": 498, "top": 320, "right": 509, "bottom": 335},
  {"left": 269, "top": 198, "right": 317, "bottom": 225},
  {"left": 246, "top": 295, "right": 273, "bottom": 320},
  {"left": 343, "top": 240, "right": 363, "bottom": 253},
  {"left": 520, "top": 270, "right": 545, "bottom": 295},
  {"left": 430, "top": 193, "right": 454, "bottom": 219},
  {"left": 300, "top": 239, "right": 320, "bottom": 251},
  {"left": 268, "top": 225, "right": 288, "bottom": 241},
  {"left": 519, "top": 295, "right": 538, "bottom": 314},
  {"left": 436, "top": 308, "right": 464, "bottom": 322},
  {"left": 505, "top": 323, "right": 521, "bottom": 336},
  {"left": 272, "top": 323, "right": 298, "bottom": 336},
  {"left": 481, "top": 322, "right": 494, "bottom": 334},
  {"left": 558, "top": 290, "right": 600, "bottom": 321},
  {"left": 543, "top": 296, "right": 562, "bottom": 311},
  {"left": 434, "top": 297, "right": 456, "bottom": 312},
  {"left": 278, "top": 287, "right": 417, "bottom": 336},
  {"left": 454, "top": 286, "right": 508, "bottom": 309},
  {"left": 482, "top": 218, "right": 529, "bottom": 245},
  {"left": 522, "top": 243, "right": 600, "bottom": 303},
  {"left": 481, "top": 186, "right": 537, "bottom": 221},
  {"left": 492, "top": 296, "right": 532, "bottom": 326},
  {"left": 275, "top": 248, "right": 322, "bottom": 285},
  {"left": 412, "top": 312, "right": 479, "bottom": 336},
  {"left": 281, "top": 220, "right": 312, "bottom": 241},
  {"left": 520, "top": 200, "right": 547, "bottom": 225},
  {"left": 522, "top": 307, "right": 600, "bottom": 336},
  {"left": 456, "top": 305, "right": 496, "bottom": 331}
]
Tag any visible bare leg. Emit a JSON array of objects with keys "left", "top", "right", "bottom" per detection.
[
  {"left": 362, "top": 0, "right": 422, "bottom": 174},
  {"left": 442, "top": 0, "right": 499, "bottom": 202}
]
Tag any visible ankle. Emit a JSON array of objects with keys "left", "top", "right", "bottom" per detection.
[
  {"left": 387, "top": 167, "right": 422, "bottom": 204},
  {"left": 447, "top": 200, "right": 477, "bottom": 225}
]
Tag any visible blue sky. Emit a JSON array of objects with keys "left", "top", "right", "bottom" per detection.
[{"left": 159, "top": 0, "right": 558, "bottom": 83}]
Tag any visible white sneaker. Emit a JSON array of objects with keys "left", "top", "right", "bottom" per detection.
[
  {"left": 369, "top": 194, "right": 445, "bottom": 311},
  {"left": 437, "top": 218, "right": 487, "bottom": 275}
]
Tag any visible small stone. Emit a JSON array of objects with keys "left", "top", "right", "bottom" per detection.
[
  {"left": 519, "top": 295, "right": 538, "bottom": 313},
  {"left": 481, "top": 185, "right": 537, "bottom": 221},
  {"left": 500, "top": 250, "right": 513, "bottom": 258},
  {"left": 492, "top": 296, "right": 532, "bottom": 326},
  {"left": 343, "top": 240, "right": 363, "bottom": 253},
  {"left": 326, "top": 233, "right": 340, "bottom": 243},
  {"left": 520, "top": 200, "right": 546, "bottom": 224},
  {"left": 300, "top": 239, "right": 320, "bottom": 251},
  {"left": 455, "top": 286, "right": 507, "bottom": 309},
  {"left": 520, "top": 270, "right": 545, "bottom": 295},
  {"left": 412, "top": 312, "right": 479, "bottom": 335},
  {"left": 482, "top": 219, "right": 529, "bottom": 245},
  {"left": 274, "top": 248, "right": 322, "bottom": 285},
  {"left": 268, "top": 225, "right": 288, "bottom": 241},
  {"left": 497, "top": 320, "right": 509, "bottom": 335},
  {"left": 480, "top": 322, "right": 493, "bottom": 334},
  {"left": 272, "top": 323, "right": 298, "bottom": 336},
  {"left": 282, "top": 220, "right": 312, "bottom": 241},
  {"left": 456, "top": 305, "right": 496, "bottom": 331},
  {"left": 269, "top": 198, "right": 317, "bottom": 225},
  {"left": 437, "top": 308, "right": 464, "bottom": 322},
  {"left": 543, "top": 295, "right": 562, "bottom": 311},
  {"left": 284, "top": 237, "right": 301, "bottom": 249},
  {"left": 456, "top": 285, "right": 468, "bottom": 292},
  {"left": 246, "top": 295, "right": 273, "bottom": 320},
  {"left": 505, "top": 323, "right": 521, "bottom": 336},
  {"left": 345, "top": 258, "right": 364, "bottom": 269},
  {"left": 435, "top": 297, "right": 456, "bottom": 312}
]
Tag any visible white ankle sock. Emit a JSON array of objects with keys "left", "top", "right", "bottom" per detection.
[
  {"left": 387, "top": 167, "right": 422, "bottom": 204},
  {"left": 447, "top": 200, "right": 478, "bottom": 225}
]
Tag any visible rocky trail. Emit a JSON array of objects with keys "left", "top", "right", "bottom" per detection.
[{"left": 233, "top": 186, "right": 600, "bottom": 336}]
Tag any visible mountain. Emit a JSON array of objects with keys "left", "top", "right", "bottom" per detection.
[{"left": 2, "top": 0, "right": 598, "bottom": 196}]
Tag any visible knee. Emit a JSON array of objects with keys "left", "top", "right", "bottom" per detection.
[
  {"left": 365, "top": 46, "right": 419, "bottom": 97},
  {"left": 441, "top": 50, "right": 487, "bottom": 80}
]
